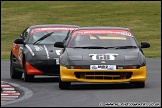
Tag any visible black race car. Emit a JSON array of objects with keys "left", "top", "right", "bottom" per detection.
[
  {"left": 10, "top": 24, "right": 79, "bottom": 82},
  {"left": 54, "top": 26, "right": 150, "bottom": 89}
]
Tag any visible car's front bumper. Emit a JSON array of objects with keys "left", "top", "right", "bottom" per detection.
[
  {"left": 26, "top": 61, "right": 60, "bottom": 75},
  {"left": 60, "top": 65, "right": 146, "bottom": 83}
]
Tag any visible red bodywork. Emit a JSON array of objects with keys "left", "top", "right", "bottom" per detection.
[
  {"left": 11, "top": 43, "right": 43, "bottom": 75},
  {"left": 26, "top": 62, "right": 43, "bottom": 75}
]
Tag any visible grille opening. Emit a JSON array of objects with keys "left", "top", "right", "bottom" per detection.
[
  {"left": 32, "top": 64, "right": 60, "bottom": 75},
  {"left": 75, "top": 72, "right": 132, "bottom": 80},
  {"left": 28, "top": 60, "right": 60, "bottom": 75}
]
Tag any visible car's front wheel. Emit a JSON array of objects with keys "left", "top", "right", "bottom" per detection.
[
  {"left": 130, "top": 82, "right": 145, "bottom": 88},
  {"left": 23, "top": 59, "right": 34, "bottom": 82},
  {"left": 10, "top": 53, "right": 22, "bottom": 79},
  {"left": 59, "top": 77, "right": 71, "bottom": 89}
]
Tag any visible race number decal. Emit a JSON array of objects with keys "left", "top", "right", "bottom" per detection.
[
  {"left": 34, "top": 45, "right": 43, "bottom": 51},
  {"left": 90, "top": 65, "right": 116, "bottom": 70},
  {"left": 89, "top": 53, "right": 118, "bottom": 60}
]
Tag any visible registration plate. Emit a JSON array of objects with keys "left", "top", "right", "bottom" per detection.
[{"left": 90, "top": 65, "right": 116, "bottom": 70}]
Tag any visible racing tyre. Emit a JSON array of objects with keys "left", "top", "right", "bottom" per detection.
[
  {"left": 130, "top": 82, "right": 145, "bottom": 88},
  {"left": 24, "top": 60, "right": 34, "bottom": 82},
  {"left": 59, "top": 77, "right": 71, "bottom": 89},
  {"left": 10, "top": 54, "right": 22, "bottom": 79}
]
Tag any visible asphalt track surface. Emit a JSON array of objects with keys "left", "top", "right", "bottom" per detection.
[{"left": 1, "top": 58, "right": 161, "bottom": 107}]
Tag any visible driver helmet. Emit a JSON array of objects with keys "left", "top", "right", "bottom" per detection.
[{"left": 75, "top": 35, "right": 90, "bottom": 45}]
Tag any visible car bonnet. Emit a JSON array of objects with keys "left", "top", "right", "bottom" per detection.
[{"left": 66, "top": 48, "right": 139, "bottom": 61}]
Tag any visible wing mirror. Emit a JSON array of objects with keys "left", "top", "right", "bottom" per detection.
[
  {"left": 14, "top": 38, "right": 25, "bottom": 44},
  {"left": 140, "top": 42, "right": 150, "bottom": 48},
  {"left": 54, "top": 42, "right": 64, "bottom": 48}
]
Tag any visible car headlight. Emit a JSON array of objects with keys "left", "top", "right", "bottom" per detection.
[
  {"left": 66, "top": 65, "right": 140, "bottom": 69},
  {"left": 67, "top": 66, "right": 81, "bottom": 69},
  {"left": 117, "top": 65, "right": 140, "bottom": 69}
]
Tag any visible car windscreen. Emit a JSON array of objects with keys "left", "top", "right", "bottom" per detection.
[
  {"left": 67, "top": 30, "right": 138, "bottom": 48},
  {"left": 28, "top": 27, "right": 76, "bottom": 44}
]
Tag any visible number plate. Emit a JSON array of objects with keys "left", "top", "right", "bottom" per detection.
[{"left": 90, "top": 65, "right": 116, "bottom": 70}]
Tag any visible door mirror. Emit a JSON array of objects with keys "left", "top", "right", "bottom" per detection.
[
  {"left": 14, "top": 38, "right": 25, "bottom": 44},
  {"left": 54, "top": 42, "right": 64, "bottom": 48},
  {"left": 140, "top": 42, "right": 150, "bottom": 48}
]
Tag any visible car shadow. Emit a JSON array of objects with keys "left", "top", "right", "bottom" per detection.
[
  {"left": 67, "top": 83, "right": 137, "bottom": 90},
  {"left": 12, "top": 76, "right": 59, "bottom": 83},
  {"left": 32, "top": 77, "right": 59, "bottom": 83}
]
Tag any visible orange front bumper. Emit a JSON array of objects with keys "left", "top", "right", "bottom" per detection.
[{"left": 60, "top": 65, "right": 146, "bottom": 83}]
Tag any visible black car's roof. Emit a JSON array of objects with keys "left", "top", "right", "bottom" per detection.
[
  {"left": 74, "top": 26, "right": 130, "bottom": 31},
  {"left": 28, "top": 24, "right": 79, "bottom": 29}
]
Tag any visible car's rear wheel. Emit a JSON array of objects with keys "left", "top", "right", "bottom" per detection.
[
  {"left": 23, "top": 59, "right": 34, "bottom": 82},
  {"left": 59, "top": 77, "right": 71, "bottom": 89},
  {"left": 10, "top": 53, "right": 22, "bottom": 79},
  {"left": 130, "top": 82, "right": 145, "bottom": 88}
]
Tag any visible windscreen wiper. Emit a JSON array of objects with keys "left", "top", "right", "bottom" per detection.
[
  {"left": 115, "top": 46, "right": 137, "bottom": 49},
  {"left": 33, "top": 32, "right": 54, "bottom": 45},
  {"left": 72, "top": 46, "right": 117, "bottom": 49}
]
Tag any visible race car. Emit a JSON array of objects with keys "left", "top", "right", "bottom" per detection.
[
  {"left": 54, "top": 26, "right": 150, "bottom": 89},
  {"left": 10, "top": 24, "right": 79, "bottom": 82}
]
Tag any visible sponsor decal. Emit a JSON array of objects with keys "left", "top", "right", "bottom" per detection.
[
  {"left": 54, "top": 58, "right": 59, "bottom": 65},
  {"left": 56, "top": 50, "right": 62, "bottom": 55},
  {"left": 72, "top": 30, "right": 132, "bottom": 37},
  {"left": 90, "top": 65, "right": 116, "bottom": 70},
  {"left": 34, "top": 45, "right": 44, "bottom": 51},
  {"left": 90, "top": 36, "right": 126, "bottom": 40},
  {"left": 89, "top": 53, "right": 118, "bottom": 60},
  {"left": 12, "top": 43, "right": 18, "bottom": 51},
  {"left": 25, "top": 45, "right": 35, "bottom": 56},
  {"left": 44, "top": 45, "right": 50, "bottom": 59},
  {"left": 30, "top": 27, "right": 75, "bottom": 34},
  {"left": 18, "top": 47, "right": 23, "bottom": 61}
]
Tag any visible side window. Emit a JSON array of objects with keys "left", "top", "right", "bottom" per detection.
[
  {"left": 24, "top": 31, "right": 28, "bottom": 39},
  {"left": 24, "top": 29, "right": 30, "bottom": 42},
  {"left": 19, "top": 34, "right": 23, "bottom": 39},
  {"left": 20, "top": 28, "right": 29, "bottom": 40}
]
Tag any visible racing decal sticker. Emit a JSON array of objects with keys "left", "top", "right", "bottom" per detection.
[
  {"left": 30, "top": 27, "right": 75, "bottom": 34},
  {"left": 44, "top": 45, "right": 50, "bottom": 59},
  {"left": 25, "top": 45, "right": 35, "bottom": 56},
  {"left": 34, "top": 45, "right": 43, "bottom": 51},
  {"left": 12, "top": 43, "right": 18, "bottom": 51},
  {"left": 56, "top": 50, "right": 62, "bottom": 55},
  {"left": 18, "top": 47, "right": 23, "bottom": 61},
  {"left": 54, "top": 58, "right": 59, "bottom": 65},
  {"left": 72, "top": 30, "right": 133, "bottom": 37},
  {"left": 90, "top": 65, "right": 116, "bottom": 70},
  {"left": 90, "top": 36, "right": 126, "bottom": 40},
  {"left": 89, "top": 53, "right": 118, "bottom": 60}
]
